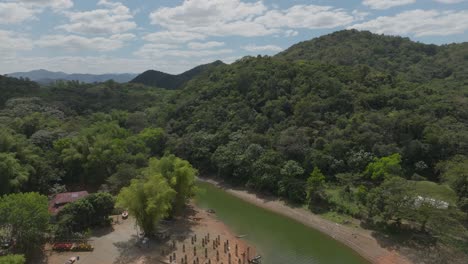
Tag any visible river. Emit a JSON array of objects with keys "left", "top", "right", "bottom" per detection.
[{"left": 195, "top": 181, "right": 368, "bottom": 264}]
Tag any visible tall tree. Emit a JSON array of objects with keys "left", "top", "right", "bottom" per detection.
[
  {"left": 144, "top": 155, "right": 198, "bottom": 214},
  {"left": 0, "top": 193, "right": 49, "bottom": 256},
  {"left": 116, "top": 173, "right": 175, "bottom": 234},
  {"left": 306, "top": 166, "right": 326, "bottom": 204},
  {"left": 364, "top": 153, "right": 403, "bottom": 181},
  {"left": 0, "top": 153, "right": 29, "bottom": 195}
]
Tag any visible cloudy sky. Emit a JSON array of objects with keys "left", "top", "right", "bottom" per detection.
[{"left": 1, "top": 0, "right": 467, "bottom": 74}]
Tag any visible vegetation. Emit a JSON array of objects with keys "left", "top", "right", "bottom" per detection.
[
  {"left": 116, "top": 155, "right": 197, "bottom": 234},
  {"left": 0, "top": 255, "right": 25, "bottom": 264},
  {"left": 0, "top": 29, "right": 466, "bottom": 261},
  {"left": 130, "top": 60, "right": 225, "bottom": 89},
  {"left": 116, "top": 169, "right": 176, "bottom": 234},
  {"left": 55, "top": 193, "right": 115, "bottom": 236},
  {"left": 0, "top": 193, "right": 49, "bottom": 256}
]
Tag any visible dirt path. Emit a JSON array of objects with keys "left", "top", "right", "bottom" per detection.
[{"left": 199, "top": 178, "right": 412, "bottom": 264}]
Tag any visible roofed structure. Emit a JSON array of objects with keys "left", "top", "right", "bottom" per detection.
[{"left": 48, "top": 191, "right": 89, "bottom": 215}]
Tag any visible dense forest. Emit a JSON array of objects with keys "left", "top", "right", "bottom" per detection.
[{"left": 0, "top": 30, "right": 467, "bottom": 263}]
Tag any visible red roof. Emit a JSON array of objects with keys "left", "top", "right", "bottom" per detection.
[{"left": 49, "top": 191, "right": 89, "bottom": 215}]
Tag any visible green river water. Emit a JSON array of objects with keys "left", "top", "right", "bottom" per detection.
[{"left": 195, "top": 181, "right": 368, "bottom": 264}]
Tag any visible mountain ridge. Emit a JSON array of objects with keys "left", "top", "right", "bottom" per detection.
[
  {"left": 7, "top": 69, "right": 138, "bottom": 84},
  {"left": 130, "top": 60, "right": 225, "bottom": 89}
]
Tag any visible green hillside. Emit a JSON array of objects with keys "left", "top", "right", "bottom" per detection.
[
  {"left": 1, "top": 30, "right": 467, "bottom": 263},
  {"left": 130, "top": 60, "right": 225, "bottom": 89}
]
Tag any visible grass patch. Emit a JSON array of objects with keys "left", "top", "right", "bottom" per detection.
[
  {"left": 411, "top": 181, "right": 458, "bottom": 205},
  {"left": 324, "top": 187, "right": 362, "bottom": 216},
  {"left": 320, "top": 211, "right": 358, "bottom": 226}
]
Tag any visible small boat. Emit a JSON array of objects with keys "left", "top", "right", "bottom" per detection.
[
  {"left": 207, "top": 209, "right": 216, "bottom": 214},
  {"left": 236, "top": 234, "right": 248, "bottom": 238},
  {"left": 249, "top": 255, "right": 262, "bottom": 264},
  {"left": 121, "top": 211, "right": 129, "bottom": 219}
]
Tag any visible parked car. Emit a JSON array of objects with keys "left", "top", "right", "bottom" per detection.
[{"left": 65, "top": 256, "right": 79, "bottom": 264}]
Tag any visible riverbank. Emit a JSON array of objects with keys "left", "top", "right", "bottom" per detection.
[{"left": 198, "top": 177, "right": 412, "bottom": 264}]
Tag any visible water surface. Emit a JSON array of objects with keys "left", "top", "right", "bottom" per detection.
[{"left": 195, "top": 181, "right": 368, "bottom": 264}]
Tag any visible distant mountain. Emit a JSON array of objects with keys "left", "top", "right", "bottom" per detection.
[
  {"left": 7, "top": 69, "right": 137, "bottom": 84},
  {"left": 130, "top": 60, "right": 225, "bottom": 89}
]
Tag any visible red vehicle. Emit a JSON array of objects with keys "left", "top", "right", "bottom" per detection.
[{"left": 53, "top": 243, "right": 73, "bottom": 251}]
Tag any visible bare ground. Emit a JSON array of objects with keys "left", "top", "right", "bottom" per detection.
[{"left": 44, "top": 204, "right": 254, "bottom": 264}]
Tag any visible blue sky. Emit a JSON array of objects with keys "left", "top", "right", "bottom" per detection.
[{"left": 1, "top": 0, "right": 467, "bottom": 74}]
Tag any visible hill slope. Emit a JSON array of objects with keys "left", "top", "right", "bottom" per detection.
[
  {"left": 130, "top": 60, "right": 225, "bottom": 89},
  {"left": 276, "top": 29, "right": 468, "bottom": 82},
  {"left": 7, "top": 69, "right": 137, "bottom": 84}
]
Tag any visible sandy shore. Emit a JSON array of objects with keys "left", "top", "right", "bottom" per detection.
[
  {"left": 161, "top": 204, "right": 256, "bottom": 264},
  {"left": 46, "top": 204, "right": 254, "bottom": 264},
  {"left": 199, "top": 177, "right": 412, "bottom": 264}
]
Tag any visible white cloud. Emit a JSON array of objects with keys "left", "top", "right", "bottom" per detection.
[
  {"left": 0, "top": 30, "right": 33, "bottom": 56},
  {"left": 188, "top": 41, "right": 225, "bottom": 49},
  {"left": 143, "top": 31, "right": 206, "bottom": 43},
  {"left": 284, "top": 30, "right": 299, "bottom": 37},
  {"left": 350, "top": 9, "right": 468, "bottom": 37},
  {"left": 434, "top": 0, "right": 465, "bottom": 3},
  {"left": 0, "top": 0, "right": 72, "bottom": 24},
  {"left": 242, "top": 44, "right": 283, "bottom": 52},
  {"left": 135, "top": 44, "right": 233, "bottom": 59},
  {"left": 150, "top": 0, "right": 267, "bottom": 29},
  {"left": 14, "top": 0, "right": 73, "bottom": 10},
  {"left": 57, "top": 1, "right": 136, "bottom": 35},
  {"left": 362, "top": 0, "right": 416, "bottom": 10},
  {"left": 148, "top": 1, "right": 357, "bottom": 38},
  {"left": 0, "top": 2, "right": 37, "bottom": 24},
  {"left": 255, "top": 5, "right": 356, "bottom": 29},
  {"left": 37, "top": 33, "right": 135, "bottom": 52},
  {"left": 148, "top": 0, "right": 274, "bottom": 37}
]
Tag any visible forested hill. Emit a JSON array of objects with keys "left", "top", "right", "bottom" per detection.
[
  {"left": 130, "top": 60, "right": 225, "bottom": 89},
  {"left": 277, "top": 29, "right": 468, "bottom": 82},
  {"left": 0, "top": 30, "right": 467, "bottom": 262}
]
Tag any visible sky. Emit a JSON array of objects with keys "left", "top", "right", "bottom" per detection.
[{"left": 0, "top": 0, "right": 467, "bottom": 74}]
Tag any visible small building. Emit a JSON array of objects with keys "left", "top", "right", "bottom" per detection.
[{"left": 48, "top": 191, "right": 89, "bottom": 215}]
